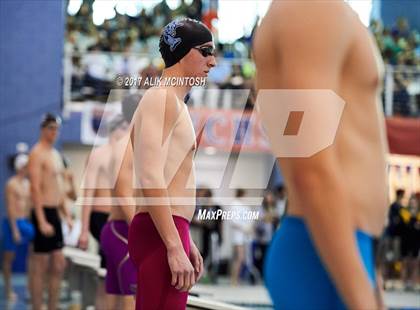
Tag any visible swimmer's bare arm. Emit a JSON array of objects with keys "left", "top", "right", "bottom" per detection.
[
  {"left": 115, "top": 142, "right": 135, "bottom": 224},
  {"left": 289, "top": 156, "right": 378, "bottom": 309},
  {"left": 132, "top": 88, "right": 195, "bottom": 291},
  {"left": 58, "top": 165, "right": 74, "bottom": 228},
  {"left": 65, "top": 171, "right": 77, "bottom": 201},
  {"left": 78, "top": 155, "right": 99, "bottom": 250},
  {"left": 28, "top": 149, "right": 54, "bottom": 236},
  {"left": 59, "top": 201, "right": 73, "bottom": 229},
  {"left": 255, "top": 3, "right": 377, "bottom": 309},
  {"left": 5, "top": 181, "right": 21, "bottom": 243}
]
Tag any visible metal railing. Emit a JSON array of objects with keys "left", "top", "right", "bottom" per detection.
[{"left": 384, "top": 64, "right": 420, "bottom": 117}]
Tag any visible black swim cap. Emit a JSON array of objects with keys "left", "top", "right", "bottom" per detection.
[
  {"left": 159, "top": 18, "right": 213, "bottom": 68},
  {"left": 40, "top": 113, "right": 61, "bottom": 128}
]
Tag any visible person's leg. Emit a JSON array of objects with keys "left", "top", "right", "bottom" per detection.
[
  {"left": 134, "top": 266, "right": 141, "bottom": 309},
  {"left": 133, "top": 220, "right": 177, "bottom": 309},
  {"left": 416, "top": 257, "right": 420, "bottom": 287},
  {"left": 110, "top": 220, "right": 137, "bottom": 299},
  {"left": 409, "top": 256, "right": 417, "bottom": 287},
  {"left": 202, "top": 229, "right": 210, "bottom": 262},
  {"left": 48, "top": 250, "right": 66, "bottom": 310},
  {"left": 253, "top": 242, "right": 263, "bottom": 277},
  {"left": 120, "top": 295, "right": 135, "bottom": 310},
  {"left": 95, "top": 281, "right": 107, "bottom": 310},
  {"left": 402, "top": 256, "right": 409, "bottom": 285},
  {"left": 89, "top": 211, "right": 109, "bottom": 268},
  {"left": 129, "top": 213, "right": 190, "bottom": 310},
  {"left": 2, "top": 251, "right": 16, "bottom": 300},
  {"left": 2, "top": 218, "right": 18, "bottom": 300},
  {"left": 231, "top": 245, "right": 245, "bottom": 286},
  {"left": 19, "top": 219, "right": 35, "bottom": 301},
  {"left": 27, "top": 247, "right": 35, "bottom": 301},
  {"left": 32, "top": 254, "right": 49, "bottom": 310},
  {"left": 104, "top": 294, "right": 118, "bottom": 310},
  {"left": 90, "top": 211, "right": 108, "bottom": 309},
  {"left": 260, "top": 243, "right": 268, "bottom": 278},
  {"left": 100, "top": 221, "right": 121, "bottom": 309}
]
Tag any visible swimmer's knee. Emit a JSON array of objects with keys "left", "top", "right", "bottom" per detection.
[
  {"left": 3, "top": 252, "right": 15, "bottom": 263},
  {"left": 52, "top": 253, "right": 66, "bottom": 274},
  {"left": 52, "top": 261, "right": 66, "bottom": 274}
]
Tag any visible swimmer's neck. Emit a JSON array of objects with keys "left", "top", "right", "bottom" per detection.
[
  {"left": 16, "top": 171, "right": 26, "bottom": 179},
  {"left": 160, "top": 68, "right": 191, "bottom": 101},
  {"left": 39, "top": 138, "right": 54, "bottom": 149}
]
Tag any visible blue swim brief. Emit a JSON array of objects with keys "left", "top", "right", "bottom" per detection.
[
  {"left": 264, "top": 216, "right": 376, "bottom": 309},
  {"left": 2, "top": 218, "right": 35, "bottom": 252}
]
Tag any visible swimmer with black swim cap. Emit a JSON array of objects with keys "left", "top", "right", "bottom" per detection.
[
  {"left": 160, "top": 18, "right": 215, "bottom": 69},
  {"left": 128, "top": 18, "right": 216, "bottom": 310}
]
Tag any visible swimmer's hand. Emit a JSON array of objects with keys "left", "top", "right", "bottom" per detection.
[
  {"left": 78, "top": 231, "right": 89, "bottom": 250},
  {"left": 65, "top": 216, "right": 74, "bottom": 231},
  {"left": 40, "top": 221, "right": 54, "bottom": 237},
  {"left": 168, "top": 246, "right": 196, "bottom": 292},
  {"left": 189, "top": 241, "right": 204, "bottom": 282}
]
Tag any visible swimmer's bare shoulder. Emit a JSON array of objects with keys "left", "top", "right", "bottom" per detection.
[
  {"left": 28, "top": 144, "right": 44, "bottom": 176},
  {"left": 138, "top": 86, "right": 182, "bottom": 119},
  {"left": 258, "top": 1, "right": 352, "bottom": 35},
  {"left": 254, "top": 1, "right": 355, "bottom": 89},
  {"left": 6, "top": 177, "right": 16, "bottom": 191},
  {"left": 131, "top": 86, "right": 184, "bottom": 189},
  {"left": 133, "top": 86, "right": 183, "bottom": 146},
  {"left": 29, "top": 143, "right": 42, "bottom": 158}
]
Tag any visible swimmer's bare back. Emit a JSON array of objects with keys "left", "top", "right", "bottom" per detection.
[
  {"left": 254, "top": 1, "right": 388, "bottom": 236},
  {"left": 82, "top": 144, "right": 114, "bottom": 214}
]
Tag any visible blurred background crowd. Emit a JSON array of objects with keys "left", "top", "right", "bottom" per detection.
[{"left": 64, "top": 1, "right": 419, "bottom": 117}]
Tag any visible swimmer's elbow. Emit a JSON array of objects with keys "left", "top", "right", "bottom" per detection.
[
  {"left": 290, "top": 166, "right": 342, "bottom": 194},
  {"left": 30, "top": 183, "right": 41, "bottom": 198},
  {"left": 138, "top": 173, "right": 166, "bottom": 189}
]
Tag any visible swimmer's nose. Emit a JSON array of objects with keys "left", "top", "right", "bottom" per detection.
[{"left": 208, "top": 56, "right": 216, "bottom": 69}]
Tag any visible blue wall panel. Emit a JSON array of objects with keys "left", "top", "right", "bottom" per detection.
[{"left": 0, "top": 1, "right": 65, "bottom": 229}]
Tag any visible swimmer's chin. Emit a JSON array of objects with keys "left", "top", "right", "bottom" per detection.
[{"left": 196, "top": 71, "right": 209, "bottom": 78}]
